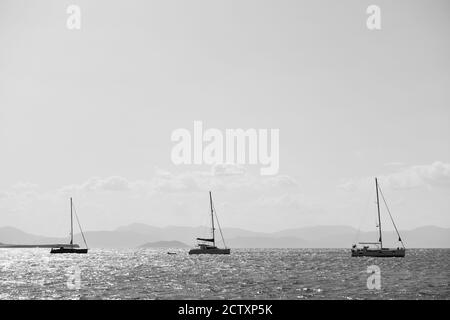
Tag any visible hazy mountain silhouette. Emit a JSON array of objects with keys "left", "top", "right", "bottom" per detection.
[
  {"left": 0, "top": 226, "right": 62, "bottom": 244},
  {"left": 0, "top": 224, "right": 449, "bottom": 248}
]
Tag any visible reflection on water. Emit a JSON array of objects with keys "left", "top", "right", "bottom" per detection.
[{"left": 0, "top": 248, "right": 448, "bottom": 299}]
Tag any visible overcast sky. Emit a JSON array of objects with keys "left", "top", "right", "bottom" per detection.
[{"left": 0, "top": 0, "right": 449, "bottom": 237}]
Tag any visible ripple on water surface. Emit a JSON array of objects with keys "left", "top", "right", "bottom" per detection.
[{"left": 0, "top": 248, "right": 448, "bottom": 299}]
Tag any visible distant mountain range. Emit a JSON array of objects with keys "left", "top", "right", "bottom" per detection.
[{"left": 0, "top": 224, "right": 449, "bottom": 248}]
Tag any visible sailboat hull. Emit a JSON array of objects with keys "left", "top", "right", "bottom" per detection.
[
  {"left": 351, "top": 248, "right": 405, "bottom": 257},
  {"left": 50, "top": 248, "right": 88, "bottom": 254},
  {"left": 189, "top": 248, "right": 230, "bottom": 255}
]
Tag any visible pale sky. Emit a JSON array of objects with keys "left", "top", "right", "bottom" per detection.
[{"left": 0, "top": 0, "right": 449, "bottom": 236}]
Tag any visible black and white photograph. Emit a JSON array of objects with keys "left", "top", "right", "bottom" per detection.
[{"left": 0, "top": 0, "right": 449, "bottom": 312}]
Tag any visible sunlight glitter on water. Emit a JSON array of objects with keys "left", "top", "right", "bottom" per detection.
[{"left": 0, "top": 248, "right": 449, "bottom": 300}]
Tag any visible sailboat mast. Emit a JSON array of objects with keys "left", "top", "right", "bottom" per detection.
[
  {"left": 70, "top": 197, "right": 73, "bottom": 246},
  {"left": 209, "top": 191, "right": 215, "bottom": 247},
  {"left": 375, "top": 178, "right": 382, "bottom": 248}
]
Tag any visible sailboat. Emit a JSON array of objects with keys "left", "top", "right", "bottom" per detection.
[
  {"left": 50, "top": 198, "right": 89, "bottom": 254},
  {"left": 351, "top": 178, "right": 406, "bottom": 257},
  {"left": 189, "top": 192, "right": 230, "bottom": 255}
]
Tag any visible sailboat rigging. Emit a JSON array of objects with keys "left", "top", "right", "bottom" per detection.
[
  {"left": 189, "top": 192, "right": 230, "bottom": 255},
  {"left": 351, "top": 178, "right": 405, "bottom": 257},
  {"left": 50, "top": 198, "right": 89, "bottom": 254}
]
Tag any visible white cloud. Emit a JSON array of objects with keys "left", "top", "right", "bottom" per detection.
[
  {"left": 413, "top": 162, "right": 450, "bottom": 187},
  {"left": 337, "top": 179, "right": 357, "bottom": 192},
  {"left": 0, "top": 182, "right": 40, "bottom": 199},
  {"left": 0, "top": 168, "right": 308, "bottom": 233},
  {"left": 59, "top": 176, "right": 137, "bottom": 196},
  {"left": 339, "top": 161, "right": 450, "bottom": 191},
  {"left": 97, "top": 176, "right": 131, "bottom": 191},
  {"left": 211, "top": 163, "right": 245, "bottom": 176},
  {"left": 51, "top": 167, "right": 299, "bottom": 198},
  {"left": 153, "top": 171, "right": 201, "bottom": 193},
  {"left": 383, "top": 162, "right": 406, "bottom": 167},
  {"left": 264, "top": 175, "right": 299, "bottom": 189},
  {"left": 381, "top": 161, "right": 450, "bottom": 189},
  {"left": 0, "top": 191, "right": 9, "bottom": 199},
  {"left": 254, "top": 194, "right": 315, "bottom": 212},
  {"left": 12, "top": 182, "right": 39, "bottom": 191},
  {"left": 150, "top": 166, "right": 299, "bottom": 194}
]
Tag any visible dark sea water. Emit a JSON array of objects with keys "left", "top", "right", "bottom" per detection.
[{"left": 0, "top": 248, "right": 448, "bottom": 300}]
